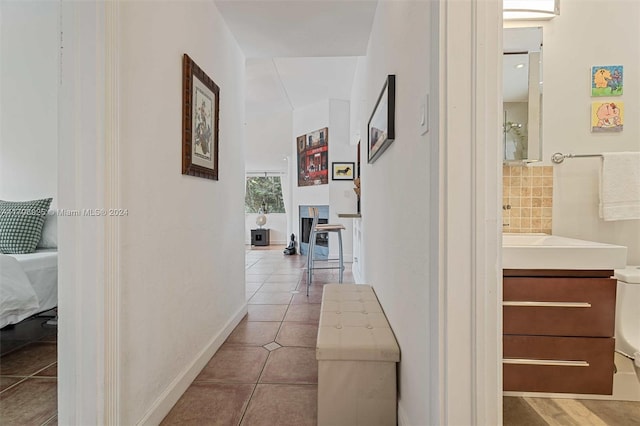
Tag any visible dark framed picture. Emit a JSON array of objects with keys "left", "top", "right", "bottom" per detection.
[
  {"left": 368, "top": 74, "right": 396, "bottom": 164},
  {"left": 331, "top": 162, "right": 355, "bottom": 180},
  {"left": 182, "top": 53, "right": 220, "bottom": 180},
  {"left": 297, "top": 127, "right": 329, "bottom": 186}
]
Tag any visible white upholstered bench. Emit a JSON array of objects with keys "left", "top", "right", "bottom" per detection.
[{"left": 316, "top": 284, "right": 400, "bottom": 426}]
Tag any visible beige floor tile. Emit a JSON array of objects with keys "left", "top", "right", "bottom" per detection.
[
  {"left": 225, "top": 321, "right": 281, "bottom": 346},
  {"left": 0, "top": 378, "right": 57, "bottom": 425},
  {"left": 291, "top": 292, "right": 323, "bottom": 305},
  {"left": 247, "top": 305, "right": 289, "bottom": 322},
  {"left": 240, "top": 384, "right": 317, "bottom": 426},
  {"left": 0, "top": 342, "right": 57, "bottom": 376},
  {"left": 0, "top": 376, "right": 24, "bottom": 392},
  {"left": 283, "top": 304, "right": 321, "bottom": 323},
  {"left": 43, "top": 414, "right": 58, "bottom": 425},
  {"left": 276, "top": 323, "right": 318, "bottom": 348},
  {"left": 259, "top": 347, "right": 317, "bottom": 384},
  {"left": 258, "top": 283, "right": 297, "bottom": 292},
  {"left": 195, "top": 346, "right": 268, "bottom": 384},
  {"left": 249, "top": 292, "right": 293, "bottom": 305},
  {"left": 34, "top": 363, "right": 57, "bottom": 377},
  {"left": 161, "top": 383, "right": 253, "bottom": 426},
  {"left": 245, "top": 282, "right": 263, "bottom": 292},
  {"left": 274, "top": 273, "right": 303, "bottom": 278},
  {"left": 265, "top": 275, "right": 300, "bottom": 283}
]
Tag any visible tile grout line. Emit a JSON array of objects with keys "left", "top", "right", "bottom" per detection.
[
  {"left": 0, "top": 376, "right": 28, "bottom": 395},
  {"left": 238, "top": 258, "right": 279, "bottom": 426},
  {"left": 237, "top": 281, "right": 288, "bottom": 426},
  {"left": 236, "top": 382, "right": 258, "bottom": 426},
  {"left": 234, "top": 252, "right": 320, "bottom": 424},
  {"left": 0, "top": 359, "right": 57, "bottom": 396},
  {"left": 237, "top": 263, "right": 305, "bottom": 425},
  {"left": 40, "top": 412, "right": 57, "bottom": 426}
]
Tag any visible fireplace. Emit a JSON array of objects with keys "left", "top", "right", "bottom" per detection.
[{"left": 299, "top": 205, "right": 329, "bottom": 258}]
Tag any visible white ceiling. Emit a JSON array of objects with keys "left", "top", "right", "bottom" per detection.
[
  {"left": 215, "top": 1, "right": 378, "bottom": 58},
  {"left": 246, "top": 56, "right": 358, "bottom": 118},
  {"left": 214, "top": 1, "right": 376, "bottom": 171}
]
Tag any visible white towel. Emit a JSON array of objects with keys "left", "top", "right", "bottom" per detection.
[{"left": 599, "top": 152, "right": 640, "bottom": 221}]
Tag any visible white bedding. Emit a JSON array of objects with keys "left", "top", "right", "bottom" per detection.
[
  {"left": 0, "top": 254, "right": 40, "bottom": 328},
  {"left": 10, "top": 249, "right": 58, "bottom": 312}
]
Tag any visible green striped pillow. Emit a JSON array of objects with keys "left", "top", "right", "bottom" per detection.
[{"left": 0, "top": 198, "right": 53, "bottom": 254}]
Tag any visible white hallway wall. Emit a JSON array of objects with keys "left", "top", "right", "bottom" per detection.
[
  {"left": 354, "top": 1, "right": 434, "bottom": 423},
  {"left": 354, "top": 3, "right": 502, "bottom": 424},
  {"left": 119, "top": 2, "right": 246, "bottom": 423},
  {"left": 507, "top": 0, "right": 640, "bottom": 263},
  {"left": 245, "top": 109, "right": 292, "bottom": 172},
  {"left": 0, "top": 1, "right": 58, "bottom": 206}
]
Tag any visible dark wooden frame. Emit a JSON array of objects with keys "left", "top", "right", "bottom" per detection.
[
  {"left": 182, "top": 53, "right": 220, "bottom": 180},
  {"left": 331, "top": 162, "right": 355, "bottom": 180},
  {"left": 367, "top": 74, "right": 395, "bottom": 164}
]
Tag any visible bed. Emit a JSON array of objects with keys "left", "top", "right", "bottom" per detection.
[{"left": 0, "top": 211, "right": 58, "bottom": 329}]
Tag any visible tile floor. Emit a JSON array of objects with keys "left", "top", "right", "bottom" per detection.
[
  {"left": 0, "top": 246, "right": 349, "bottom": 426},
  {"left": 161, "top": 246, "right": 353, "bottom": 425},
  {"left": 0, "top": 313, "right": 58, "bottom": 426},
  {"left": 504, "top": 396, "right": 640, "bottom": 426},
  {"left": 2, "top": 247, "right": 639, "bottom": 425}
]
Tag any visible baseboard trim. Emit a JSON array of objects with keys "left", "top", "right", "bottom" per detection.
[
  {"left": 137, "top": 302, "right": 248, "bottom": 425},
  {"left": 398, "top": 403, "right": 410, "bottom": 426}
]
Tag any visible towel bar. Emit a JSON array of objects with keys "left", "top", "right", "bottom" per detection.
[{"left": 551, "top": 152, "right": 603, "bottom": 164}]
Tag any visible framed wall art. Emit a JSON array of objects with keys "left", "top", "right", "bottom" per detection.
[
  {"left": 591, "top": 65, "right": 623, "bottom": 97},
  {"left": 591, "top": 101, "right": 624, "bottom": 133},
  {"left": 297, "top": 127, "right": 329, "bottom": 186},
  {"left": 331, "top": 162, "right": 355, "bottom": 180},
  {"left": 182, "top": 53, "right": 220, "bottom": 180},
  {"left": 368, "top": 74, "right": 396, "bottom": 164}
]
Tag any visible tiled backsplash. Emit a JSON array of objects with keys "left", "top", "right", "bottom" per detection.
[{"left": 503, "top": 165, "right": 553, "bottom": 234}]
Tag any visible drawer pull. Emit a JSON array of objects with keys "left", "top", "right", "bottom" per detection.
[
  {"left": 503, "top": 301, "right": 591, "bottom": 308},
  {"left": 503, "top": 358, "right": 589, "bottom": 367}
]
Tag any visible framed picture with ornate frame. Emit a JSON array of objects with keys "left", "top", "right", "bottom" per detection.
[
  {"left": 182, "top": 53, "right": 220, "bottom": 180},
  {"left": 368, "top": 74, "right": 396, "bottom": 164},
  {"left": 331, "top": 162, "right": 355, "bottom": 180}
]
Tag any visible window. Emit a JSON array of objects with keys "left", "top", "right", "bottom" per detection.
[{"left": 245, "top": 176, "right": 285, "bottom": 213}]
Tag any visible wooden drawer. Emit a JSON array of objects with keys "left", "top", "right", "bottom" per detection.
[
  {"left": 503, "top": 277, "right": 616, "bottom": 337},
  {"left": 504, "top": 335, "right": 615, "bottom": 394}
]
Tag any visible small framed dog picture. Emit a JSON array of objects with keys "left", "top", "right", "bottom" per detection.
[{"left": 331, "top": 162, "right": 355, "bottom": 181}]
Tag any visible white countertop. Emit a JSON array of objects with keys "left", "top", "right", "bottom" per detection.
[{"left": 502, "top": 233, "right": 627, "bottom": 270}]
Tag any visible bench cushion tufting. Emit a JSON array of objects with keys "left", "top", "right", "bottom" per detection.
[{"left": 316, "top": 284, "right": 400, "bottom": 362}]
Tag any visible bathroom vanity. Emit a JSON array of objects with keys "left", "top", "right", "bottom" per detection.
[{"left": 502, "top": 234, "right": 627, "bottom": 395}]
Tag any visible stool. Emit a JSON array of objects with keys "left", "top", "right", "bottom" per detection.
[{"left": 306, "top": 207, "right": 345, "bottom": 296}]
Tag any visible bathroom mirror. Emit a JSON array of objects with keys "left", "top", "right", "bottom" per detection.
[{"left": 503, "top": 27, "right": 543, "bottom": 163}]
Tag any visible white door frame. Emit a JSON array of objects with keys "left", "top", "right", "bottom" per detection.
[
  {"left": 56, "top": 0, "right": 502, "bottom": 424},
  {"left": 438, "top": 0, "right": 502, "bottom": 424},
  {"left": 58, "top": 1, "right": 120, "bottom": 424}
]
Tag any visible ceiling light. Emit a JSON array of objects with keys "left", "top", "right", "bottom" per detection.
[{"left": 503, "top": 0, "right": 559, "bottom": 20}]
